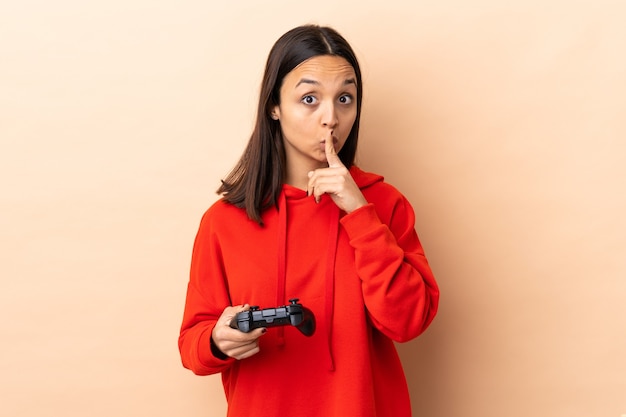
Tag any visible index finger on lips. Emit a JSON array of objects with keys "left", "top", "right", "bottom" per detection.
[{"left": 325, "top": 132, "right": 342, "bottom": 168}]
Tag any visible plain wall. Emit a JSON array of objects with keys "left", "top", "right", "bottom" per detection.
[{"left": 1, "top": 1, "right": 624, "bottom": 416}]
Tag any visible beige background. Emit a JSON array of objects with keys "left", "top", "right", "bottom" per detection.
[{"left": 1, "top": 1, "right": 624, "bottom": 416}]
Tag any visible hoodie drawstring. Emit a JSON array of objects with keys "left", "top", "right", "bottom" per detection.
[
  {"left": 324, "top": 205, "right": 339, "bottom": 371},
  {"left": 276, "top": 191, "right": 288, "bottom": 346}
]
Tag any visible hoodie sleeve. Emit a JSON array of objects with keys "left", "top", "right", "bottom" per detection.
[
  {"left": 178, "top": 207, "right": 236, "bottom": 375},
  {"left": 340, "top": 192, "right": 439, "bottom": 342}
]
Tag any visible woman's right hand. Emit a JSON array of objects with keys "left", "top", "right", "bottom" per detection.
[{"left": 211, "top": 304, "right": 266, "bottom": 360}]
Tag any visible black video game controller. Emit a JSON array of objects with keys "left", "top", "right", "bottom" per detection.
[{"left": 230, "top": 298, "right": 315, "bottom": 337}]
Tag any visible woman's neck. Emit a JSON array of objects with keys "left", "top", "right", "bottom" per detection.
[{"left": 285, "top": 160, "right": 326, "bottom": 191}]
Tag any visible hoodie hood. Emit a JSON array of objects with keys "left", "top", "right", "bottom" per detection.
[{"left": 350, "top": 165, "right": 384, "bottom": 189}]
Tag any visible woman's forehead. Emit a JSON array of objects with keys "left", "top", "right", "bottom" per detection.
[{"left": 288, "top": 55, "right": 356, "bottom": 82}]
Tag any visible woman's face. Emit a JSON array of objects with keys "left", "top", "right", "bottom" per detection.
[{"left": 272, "top": 55, "right": 358, "bottom": 174}]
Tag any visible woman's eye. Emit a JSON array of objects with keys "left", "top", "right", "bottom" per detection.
[
  {"left": 302, "top": 95, "right": 317, "bottom": 105},
  {"left": 339, "top": 94, "right": 353, "bottom": 104}
]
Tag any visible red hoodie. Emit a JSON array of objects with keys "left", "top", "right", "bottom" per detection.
[{"left": 179, "top": 166, "right": 439, "bottom": 417}]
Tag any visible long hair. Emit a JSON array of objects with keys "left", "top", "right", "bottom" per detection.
[{"left": 217, "top": 25, "right": 363, "bottom": 225}]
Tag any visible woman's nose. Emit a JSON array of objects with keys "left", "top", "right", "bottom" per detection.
[{"left": 321, "top": 102, "right": 338, "bottom": 128}]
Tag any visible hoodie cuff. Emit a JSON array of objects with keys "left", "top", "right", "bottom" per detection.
[
  {"left": 199, "top": 325, "right": 233, "bottom": 366},
  {"left": 210, "top": 335, "right": 230, "bottom": 360},
  {"left": 340, "top": 203, "right": 382, "bottom": 239}
]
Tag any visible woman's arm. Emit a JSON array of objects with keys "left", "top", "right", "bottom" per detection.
[
  {"left": 340, "top": 196, "right": 440, "bottom": 342},
  {"left": 178, "top": 209, "right": 236, "bottom": 375}
]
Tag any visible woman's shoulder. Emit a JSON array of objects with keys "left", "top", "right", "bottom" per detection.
[
  {"left": 199, "top": 198, "right": 248, "bottom": 227},
  {"left": 351, "top": 166, "right": 403, "bottom": 199},
  {"left": 351, "top": 166, "right": 416, "bottom": 224}
]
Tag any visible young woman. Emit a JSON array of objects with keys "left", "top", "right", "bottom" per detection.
[{"left": 179, "top": 24, "right": 440, "bottom": 417}]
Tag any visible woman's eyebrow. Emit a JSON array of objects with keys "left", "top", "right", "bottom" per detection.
[
  {"left": 295, "top": 78, "right": 319, "bottom": 87},
  {"left": 295, "top": 78, "right": 357, "bottom": 87}
]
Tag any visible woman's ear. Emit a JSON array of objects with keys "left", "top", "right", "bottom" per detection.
[{"left": 270, "top": 106, "right": 280, "bottom": 120}]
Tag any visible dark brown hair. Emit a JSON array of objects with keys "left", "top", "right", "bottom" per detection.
[{"left": 217, "top": 25, "right": 363, "bottom": 224}]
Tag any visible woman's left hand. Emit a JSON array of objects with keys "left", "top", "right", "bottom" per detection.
[{"left": 307, "top": 132, "right": 367, "bottom": 213}]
